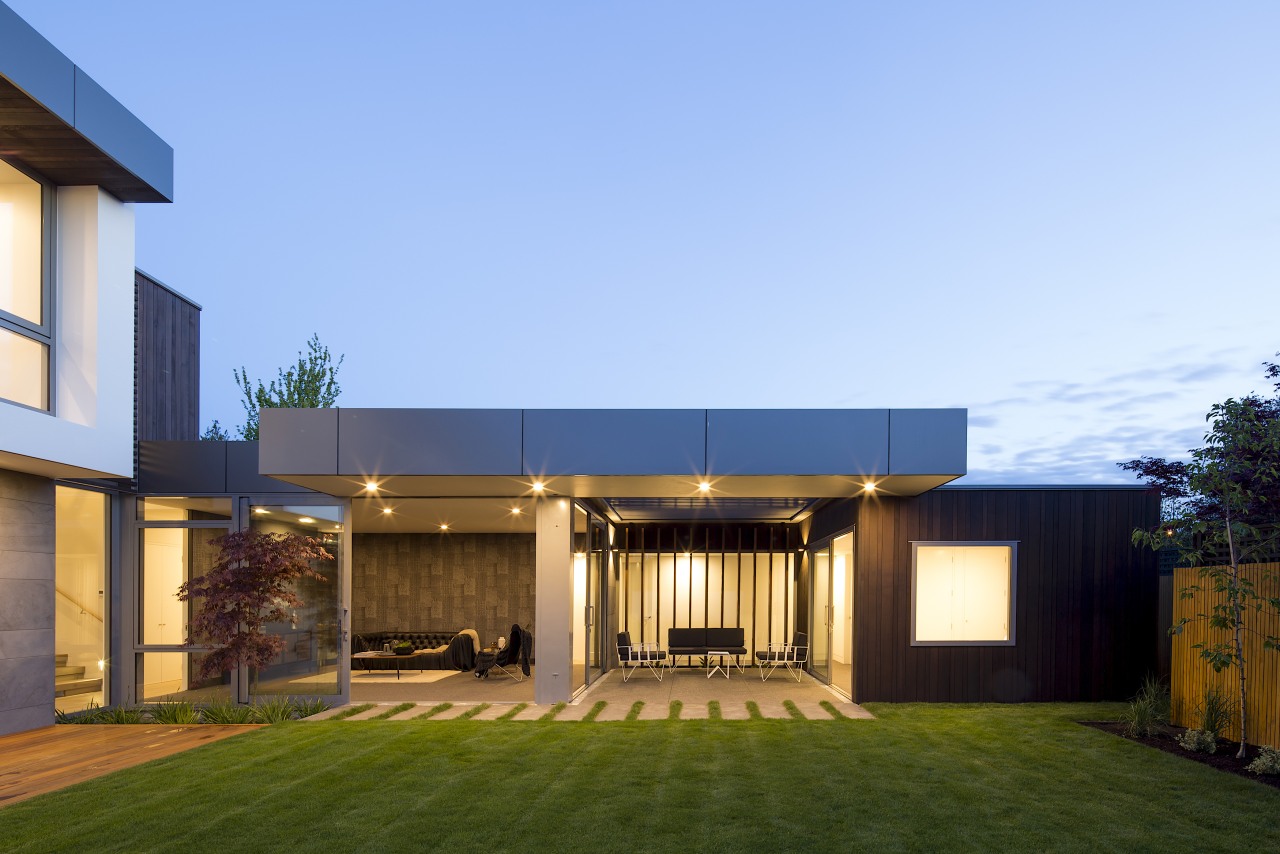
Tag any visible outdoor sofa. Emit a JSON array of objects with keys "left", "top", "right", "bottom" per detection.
[{"left": 667, "top": 627, "right": 748, "bottom": 668}]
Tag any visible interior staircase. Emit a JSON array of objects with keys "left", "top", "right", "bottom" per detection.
[{"left": 55, "top": 654, "right": 102, "bottom": 697}]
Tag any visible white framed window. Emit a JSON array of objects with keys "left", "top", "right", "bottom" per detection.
[
  {"left": 911, "top": 541, "right": 1016, "bottom": 646},
  {"left": 0, "top": 157, "right": 53, "bottom": 411}
]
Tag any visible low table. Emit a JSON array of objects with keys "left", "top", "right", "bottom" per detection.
[
  {"left": 706, "top": 651, "right": 734, "bottom": 679},
  {"left": 353, "top": 651, "right": 427, "bottom": 680}
]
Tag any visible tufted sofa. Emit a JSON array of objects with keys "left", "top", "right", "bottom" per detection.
[{"left": 352, "top": 631, "right": 476, "bottom": 671}]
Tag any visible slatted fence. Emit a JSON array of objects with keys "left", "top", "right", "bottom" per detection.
[{"left": 1171, "top": 562, "right": 1280, "bottom": 746}]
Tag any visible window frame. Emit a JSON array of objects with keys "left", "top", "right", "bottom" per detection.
[
  {"left": 909, "top": 540, "right": 1018, "bottom": 647},
  {"left": 0, "top": 157, "right": 56, "bottom": 412}
]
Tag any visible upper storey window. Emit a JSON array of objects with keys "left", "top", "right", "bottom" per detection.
[{"left": 0, "top": 158, "right": 51, "bottom": 410}]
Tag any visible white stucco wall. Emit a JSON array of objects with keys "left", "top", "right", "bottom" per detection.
[{"left": 0, "top": 187, "right": 135, "bottom": 478}]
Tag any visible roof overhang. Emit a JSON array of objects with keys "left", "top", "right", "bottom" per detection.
[{"left": 0, "top": 3, "right": 173, "bottom": 201}]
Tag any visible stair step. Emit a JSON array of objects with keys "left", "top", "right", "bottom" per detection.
[
  {"left": 54, "top": 677, "right": 102, "bottom": 697},
  {"left": 55, "top": 654, "right": 68, "bottom": 667},
  {"left": 56, "top": 665, "right": 85, "bottom": 679}
]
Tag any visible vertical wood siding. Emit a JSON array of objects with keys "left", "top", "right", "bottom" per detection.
[
  {"left": 134, "top": 272, "right": 199, "bottom": 443},
  {"left": 1170, "top": 562, "right": 1280, "bottom": 746},
  {"left": 850, "top": 489, "right": 1159, "bottom": 702}
]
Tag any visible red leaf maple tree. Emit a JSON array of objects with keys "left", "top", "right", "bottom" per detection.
[{"left": 179, "top": 529, "right": 334, "bottom": 681}]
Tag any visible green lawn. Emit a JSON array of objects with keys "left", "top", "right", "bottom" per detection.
[{"left": 2, "top": 703, "right": 1278, "bottom": 853}]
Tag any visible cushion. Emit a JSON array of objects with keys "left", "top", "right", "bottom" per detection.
[{"left": 706, "top": 627, "right": 744, "bottom": 649}]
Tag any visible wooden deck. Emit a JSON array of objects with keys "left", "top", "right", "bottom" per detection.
[{"left": 0, "top": 724, "right": 262, "bottom": 808}]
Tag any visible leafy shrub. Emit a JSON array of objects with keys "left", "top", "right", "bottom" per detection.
[
  {"left": 1120, "top": 675, "right": 1171, "bottom": 737},
  {"left": 252, "top": 696, "right": 299, "bottom": 724},
  {"left": 1246, "top": 746, "right": 1280, "bottom": 776},
  {"left": 97, "top": 704, "right": 147, "bottom": 724},
  {"left": 199, "top": 700, "right": 257, "bottom": 724},
  {"left": 150, "top": 699, "right": 200, "bottom": 725},
  {"left": 292, "top": 697, "right": 331, "bottom": 719},
  {"left": 55, "top": 700, "right": 103, "bottom": 724},
  {"left": 1177, "top": 728, "right": 1217, "bottom": 754}
]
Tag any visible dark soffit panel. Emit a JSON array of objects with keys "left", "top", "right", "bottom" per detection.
[
  {"left": 707, "top": 409, "right": 890, "bottom": 476},
  {"left": 338, "top": 409, "right": 523, "bottom": 476},
  {"left": 137, "top": 441, "right": 226, "bottom": 494},
  {"left": 523, "top": 409, "right": 706, "bottom": 476}
]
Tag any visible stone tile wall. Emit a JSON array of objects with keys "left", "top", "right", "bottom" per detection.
[
  {"left": 352, "top": 533, "right": 535, "bottom": 649},
  {"left": 0, "top": 469, "right": 55, "bottom": 735}
]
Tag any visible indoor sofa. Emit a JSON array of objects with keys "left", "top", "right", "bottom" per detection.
[{"left": 352, "top": 630, "right": 477, "bottom": 671}]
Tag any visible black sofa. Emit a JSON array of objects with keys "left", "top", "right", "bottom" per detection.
[
  {"left": 352, "top": 631, "right": 476, "bottom": 671},
  {"left": 667, "top": 627, "right": 747, "bottom": 665}
]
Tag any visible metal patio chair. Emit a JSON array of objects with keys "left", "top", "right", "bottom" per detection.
[
  {"left": 754, "top": 631, "right": 808, "bottom": 682},
  {"left": 617, "top": 631, "right": 669, "bottom": 682}
]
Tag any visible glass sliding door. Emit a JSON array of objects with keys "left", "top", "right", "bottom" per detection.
[
  {"left": 810, "top": 531, "right": 853, "bottom": 696},
  {"left": 587, "top": 519, "right": 606, "bottom": 683},
  {"left": 54, "top": 487, "right": 109, "bottom": 712},
  {"left": 810, "top": 546, "right": 831, "bottom": 683}
]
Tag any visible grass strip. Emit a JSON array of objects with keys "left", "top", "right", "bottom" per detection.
[
  {"left": 784, "top": 700, "right": 805, "bottom": 720},
  {"left": 330, "top": 703, "right": 374, "bottom": 721},
  {"left": 819, "top": 700, "right": 845, "bottom": 720},
  {"left": 582, "top": 701, "right": 607, "bottom": 722},
  {"left": 495, "top": 703, "right": 528, "bottom": 721},
  {"left": 625, "top": 701, "right": 644, "bottom": 721},
  {"left": 746, "top": 701, "right": 763, "bottom": 720},
  {"left": 708, "top": 701, "right": 723, "bottom": 720},
  {"left": 414, "top": 702, "right": 453, "bottom": 720},
  {"left": 368, "top": 703, "right": 415, "bottom": 721},
  {"left": 538, "top": 702, "right": 566, "bottom": 721},
  {"left": 455, "top": 704, "right": 491, "bottom": 720},
  {"left": 667, "top": 700, "right": 683, "bottom": 720}
]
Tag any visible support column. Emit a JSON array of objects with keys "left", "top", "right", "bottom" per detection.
[
  {"left": 534, "top": 496, "right": 573, "bottom": 705},
  {"left": 0, "top": 469, "right": 55, "bottom": 735}
]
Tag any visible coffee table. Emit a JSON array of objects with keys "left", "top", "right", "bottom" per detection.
[
  {"left": 706, "top": 651, "right": 733, "bottom": 679},
  {"left": 353, "top": 651, "right": 426, "bottom": 680}
]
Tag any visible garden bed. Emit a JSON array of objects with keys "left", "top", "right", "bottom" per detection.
[{"left": 1081, "top": 721, "right": 1280, "bottom": 790}]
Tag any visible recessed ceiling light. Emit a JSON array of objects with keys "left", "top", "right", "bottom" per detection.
[
  {"left": 863, "top": 482, "right": 876, "bottom": 493},
  {"left": 333, "top": 525, "right": 342, "bottom": 530},
  {"left": 531, "top": 481, "right": 545, "bottom": 493},
  {"left": 382, "top": 508, "right": 393, "bottom": 515},
  {"left": 253, "top": 508, "right": 269, "bottom": 514},
  {"left": 364, "top": 481, "right": 379, "bottom": 492},
  {"left": 439, "top": 523, "right": 449, "bottom": 531},
  {"left": 511, "top": 507, "right": 522, "bottom": 515},
  {"left": 298, "top": 516, "right": 315, "bottom": 524},
  {"left": 698, "top": 481, "right": 711, "bottom": 493}
]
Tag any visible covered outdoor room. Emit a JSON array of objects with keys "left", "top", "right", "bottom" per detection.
[{"left": 257, "top": 407, "right": 968, "bottom": 707}]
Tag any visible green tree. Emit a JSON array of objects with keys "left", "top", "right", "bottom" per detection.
[
  {"left": 1121, "top": 357, "right": 1280, "bottom": 757},
  {"left": 234, "top": 334, "right": 344, "bottom": 440}
]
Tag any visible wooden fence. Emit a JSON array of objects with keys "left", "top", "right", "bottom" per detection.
[{"left": 1171, "top": 562, "right": 1280, "bottom": 746}]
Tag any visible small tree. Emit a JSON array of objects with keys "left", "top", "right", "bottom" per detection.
[
  {"left": 234, "top": 333, "right": 344, "bottom": 440},
  {"left": 179, "top": 529, "right": 334, "bottom": 685},
  {"left": 1122, "top": 358, "right": 1280, "bottom": 758},
  {"left": 200, "top": 419, "right": 231, "bottom": 441}
]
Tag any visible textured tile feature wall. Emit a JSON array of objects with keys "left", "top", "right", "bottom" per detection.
[
  {"left": 352, "top": 533, "right": 536, "bottom": 648},
  {"left": 0, "top": 469, "right": 55, "bottom": 736}
]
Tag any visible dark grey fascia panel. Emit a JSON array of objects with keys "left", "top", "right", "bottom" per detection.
[
  {"left": 339, "top": 409, "right": 522, "bottom": 476},
  {"left": 259, "top": 408, "right": 339, "bottom": 475},
  {"left": 137, "top": 441, "right": 226, "bottom": 493},
  {"left": 72, "top": 68, "right": 174, "bottom": 202},
  {"left": 0, "top": 2, "right": 75, "bottom": 122},
  {"left": 707, "top": 410, "right": 889, "bottom": 476},
  {"left": 524, "top": 409, "right": 706, "bottom": 476},
  {"left": 888, "top": 409, "right": 967, "bottom": 475},
  {"left": 227, "top": 442, "right": 317, "bottom": 494}
]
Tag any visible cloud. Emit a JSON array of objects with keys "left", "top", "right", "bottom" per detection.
[{"left": 968, "top": 414, "right": 999, "bottom": 428}]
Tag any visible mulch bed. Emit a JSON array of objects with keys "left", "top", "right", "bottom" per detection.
[{"left": 1081, "top": 721, "right": 1280, "bottom": 789}]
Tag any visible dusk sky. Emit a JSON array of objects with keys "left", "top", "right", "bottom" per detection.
[{"left": 12, "top": 1, "right": 1278, "bottom": 483}]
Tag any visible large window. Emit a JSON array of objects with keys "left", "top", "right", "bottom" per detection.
[
  {"left": 0, "top": 158, "right": 51, "bottom": 410},
  {"left": 911, "top": 542, "right": 1016, "bottom": 646},
  {"left": 54, "top": 487, "right": 109, "bottom": 712}
]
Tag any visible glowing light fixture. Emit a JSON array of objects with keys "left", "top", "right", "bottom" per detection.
[
  {"left": 298, "top": 516, "right": 315, "bottom": 524},
  {"left": 439, "top": 523, "right": 450, "bottom": 531},
  {"left": 382, "top": 508, "right": 393, "bottom": 515},
  {"left": 698, "top": 481, "right": 711, "bottom": 493},
  {"left": 863, "top": 482, "right": 877, "bottom": 493},
  {"left": 531, "top": 481, "right": 545, "bottom": 493},
  {"left": 511, "top": 507, "right": 522, "bottom": 515},
  {"left": 97, "top": 659, "right": 105, "bottom": 672},
  {"left": 364, "top": 481, "right": 379, "bottom": 492},
  {"left": 253, "top": 508, "right": 269, "bottom": 514}
]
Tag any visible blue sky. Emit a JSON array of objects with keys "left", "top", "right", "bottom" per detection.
[{"left": 12, "top": 1, "right": 1278, "bottom": 482}]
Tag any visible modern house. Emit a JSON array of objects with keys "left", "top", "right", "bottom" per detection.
[{"left": 0, "top": 2, "right": 1160, "bottom": 736}]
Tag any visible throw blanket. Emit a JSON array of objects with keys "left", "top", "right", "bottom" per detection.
[{"left": 445, "top": 633, "right": 476, "bottom": 671}]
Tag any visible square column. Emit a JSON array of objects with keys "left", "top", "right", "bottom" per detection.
[
  {"left": 0, "top": 469, "right": 55, "bottom": 735},
  {"left": 534, "top": 497, "right": 572, "bottom": 705}
]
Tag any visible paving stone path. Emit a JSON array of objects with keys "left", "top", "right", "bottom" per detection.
[{"left": 306, "top": 698, "right": 873, "bottom": 722}]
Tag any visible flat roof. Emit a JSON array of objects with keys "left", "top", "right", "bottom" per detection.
[{"left": 0, "top": 2, "right": 173, "bottom": 201}]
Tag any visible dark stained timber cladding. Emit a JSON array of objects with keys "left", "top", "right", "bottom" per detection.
[
  {"left": 849, "top": 489, "right": 1159, "bottom": 703},
  {"left": 135, "top": 272, "right": 199, "bottom": 442}
]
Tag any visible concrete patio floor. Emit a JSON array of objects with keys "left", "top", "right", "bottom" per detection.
[{"left": 323, "top": 665, "right": 872, "bottom": 721}]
